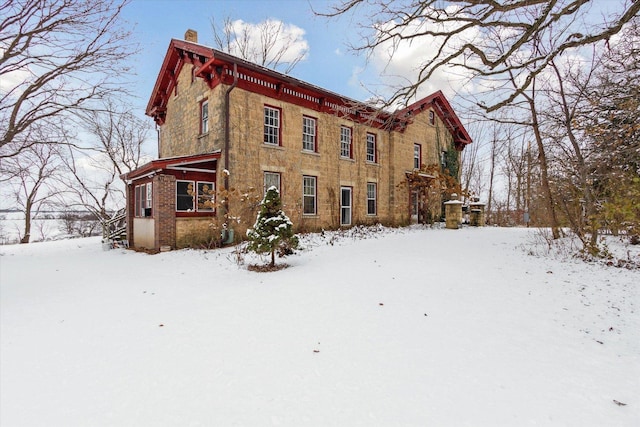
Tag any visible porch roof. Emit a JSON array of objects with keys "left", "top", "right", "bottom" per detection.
[{"left": 121, "top": 152, "right": 221, "bottom": 182}]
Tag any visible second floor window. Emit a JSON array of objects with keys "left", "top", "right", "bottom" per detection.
[
  {"left": 340, "top": 126, "right": 352, "bottom": 158},
  {"left": 264, "top": 106, "right": 280, "bottom": 145},
  {"left": 302, "top": 116, "right": 317, "bottom": 151},
  {"left": 414, "top": 144, "right": 422, "bottom": 169},
  {"left": 366, "top": 133, "right": 377, "bottom": 163},
  {"left": 200, "top": 100, "right": 209, "bottom": 134}
]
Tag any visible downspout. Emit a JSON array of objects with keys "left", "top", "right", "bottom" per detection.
[
  {"left": 224, "top": 63, "right": 238, "bottom": 192},
  {"left": 222, "top": 63, "right": 238, "bottom": 237},
  {"left": 156, "top": 124, "right": 161, "bottom": 158}
]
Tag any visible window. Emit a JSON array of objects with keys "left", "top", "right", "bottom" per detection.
[
  {"left": 414, "top": 144, "right": 422, "bottom": 169},
  {"left": 197, "top": 182, "right": 215, "bottom": 211},
  {"left": 367, "top": 183, "right": 377, "bottom": 216},
  {"left": 340, "top": 126, "right": 352, "bottom": 158},
  {"left": 200, "top": 100, "right": 209, "bottom": 134},
  {"left": 366, "top": 133, "right": 377, "bottom": 163},
  {"left": 177, "top": 180, "right": 215, "bottom": 212},
  {"left": 264, "top": 171, "right": 281, "bottom": 195},
  {"left": 429, "top": 110, "right": 435, "bottom": 125},
  {"left": 264, "top": 106, "right": 280, "bottom": 145},
  {"left": 134, "top": 182, "right": 152, "bottom": 217},
  {"left": 176, "top": 181, "right": 195, "bottom": 211},
  {"left": 303, "top": 175, "right": 317, "bottom": 215},
  {"left": 302, "top": 116, "right": 317, "bottom": 152},
  {"left": 341, "top": 187, "right": 352, "bottom": 226}
]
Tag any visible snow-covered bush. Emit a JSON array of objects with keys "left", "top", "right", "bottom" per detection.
[{"left": 246, "top": 186, "right": 298, "bottom": 268}]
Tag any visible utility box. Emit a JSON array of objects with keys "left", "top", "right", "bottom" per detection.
[{"left": 222, "top": 228, "right": 234, "bottom": 245}]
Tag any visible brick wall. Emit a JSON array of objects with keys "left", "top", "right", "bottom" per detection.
[{"left": 153, "top": 174, "right": 176, "bottom": 249}]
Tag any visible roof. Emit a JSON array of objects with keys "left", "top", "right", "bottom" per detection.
[
  {"left": 146, "top": 39, "right": 472, "bottom": 148},
  {"left": 121, "top": 152, "right": 221, "bottom": 182}
]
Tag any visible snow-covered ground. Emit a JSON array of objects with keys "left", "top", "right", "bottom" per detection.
[{"left": 1, "top": 226, "right": 639, "bottom": 426}]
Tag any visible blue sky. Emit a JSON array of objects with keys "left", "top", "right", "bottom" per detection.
[{"left": 122, "top": 0, "right": 369, "bottom": 110}]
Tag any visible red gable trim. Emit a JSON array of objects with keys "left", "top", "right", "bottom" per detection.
[
  {"left": 146, "top": 40, "right": 472, "bottom": 147},
  {"left": 398, "top": 91, "right": 473, "bottom": 149},
  {"left": 121, "top": 152, "right": 221, "bottom": 182}
]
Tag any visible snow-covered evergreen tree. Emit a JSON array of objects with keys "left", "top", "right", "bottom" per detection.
[{"left": 246, "top": 186, "right": 298, "bottom": 267}]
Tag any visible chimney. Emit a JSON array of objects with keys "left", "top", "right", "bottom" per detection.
[{"left": 184, "top": 29, "right": 198, "bottom": 43}]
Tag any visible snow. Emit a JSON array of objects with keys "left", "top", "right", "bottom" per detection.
[{"left": 1, "top": 226, "right": 639, "bottom": 426}]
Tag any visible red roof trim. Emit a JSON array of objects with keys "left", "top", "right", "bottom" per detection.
[
  {"left": 146, "top": 40, "right": 472, "bottom": 145},
  {"left": 121, "top": 152, "right": 221, "bottom": 181},
  {"left": 398, "top": 91, "right": 473, "bottom": 149}
]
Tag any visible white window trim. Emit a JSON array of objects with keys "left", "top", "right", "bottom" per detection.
[
  {"left": 303, "top": 175, "right": 317, "bottom": 215},
  {"left": 367, "top": 182, "right": 377, "bottom": 216},
  {"left": 340, "top": 126, "right": 352, "bottom": 159},
  {"left": 201, "top": 100, "right": 209, "bottom": 134},
  {"left": 264, "top": 106, "right": 281, "bottom": 146},
  {"left": 302, "top": 116, "right": 317, "bottom": 152},
  {"left": 366, "top": 133, "right": 376, "bottom": 163},
  {"left": 264, "top": 171, "right": 282, "bottom": 195}
]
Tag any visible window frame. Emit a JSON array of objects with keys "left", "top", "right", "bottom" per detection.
[
  {"left": 196, "top": 181, "right": 215, "bottom": 211},
  {"left": 340, "top": 186, "right": 352, "bottom": 226},
  {"left": 366, "top": 132, "right": 377, "bottom": 163},
  {"left": 134, "top": 182, "right": 153, "bottom": 218},
  {"left": 302, "top": 115, "right": 317, "bottom": 152},
  {"left": 264, "top": 105, "right": 281, "bottom": 146},
  {"left": 414, "top": 143, "right": 422, "bottom": 170},
  {"left": 200, "top": 99, "right": 209, "bottom": 134},
  {"left": 302, "top": 175, "right": 317, "bottom": 215},
  {"left": 264, "top": 171, "right": 282, "bottom": 195},
  {"left": 340, "top": 125, "right": 353, "bottom": 159},
  {"left": 176, "top": 180, "right": 215, "bottom": 212},
  {"left": 176, "top": 180, "right": 195, "bottom": 212},
  {"left": 429, "top": 110, "right": 435, "bottom": 126},
  {"left": 367, "top": 182, "right": 377, "bottom": 216}
]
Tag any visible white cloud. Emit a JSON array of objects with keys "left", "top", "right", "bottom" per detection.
[
  {"left": 352, "top": 12, "right": 481, "bottom": 106},
  {"left": 225, "top": 19, "right": 309, "bottom": 69}
]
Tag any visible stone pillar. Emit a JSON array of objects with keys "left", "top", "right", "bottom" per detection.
[
  {"left": 469, "top": 202, "right": 486, "bottom": 226},
  {"left": 444, "top": 199, "right": 464, "bottom": 229}
]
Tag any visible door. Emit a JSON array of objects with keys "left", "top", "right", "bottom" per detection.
[{"left": 341, "top": 187, "right": 352, "bottom": 226}]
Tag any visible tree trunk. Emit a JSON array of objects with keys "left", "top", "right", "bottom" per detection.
[
  {"left": 530, "top": 103, "right": 561, "bottom": 239},
  {"left": 270, "top": 249, "right": 275, "bottom": 267},
  {"left": 20, "top": 200, "right": 32, "bottom": 244}
]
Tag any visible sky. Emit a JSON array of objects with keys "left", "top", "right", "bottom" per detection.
[{"left": 122, "top": 0, "right": 372, "bottom": 112}]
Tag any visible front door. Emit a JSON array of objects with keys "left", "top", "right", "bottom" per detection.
[{"left": 341, "top": 186, "right": 352, "bottom": 226}]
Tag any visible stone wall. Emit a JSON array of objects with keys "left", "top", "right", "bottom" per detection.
[
  {"left": 157, "top": 65, "right": 459, "bottom": 237},
  {"left": 160, "top": 64, "right": 225, "bottom": 158}
]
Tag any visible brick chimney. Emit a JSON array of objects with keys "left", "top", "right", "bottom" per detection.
[{"left": 184, "top": 29, "right": 198, "bottom": 43}]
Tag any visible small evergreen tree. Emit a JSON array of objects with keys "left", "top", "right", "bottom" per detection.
[{"left": 246, "top": 186, "right": 298, "bottom": 267}]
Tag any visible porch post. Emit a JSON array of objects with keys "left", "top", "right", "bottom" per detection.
[{"left": 153, "top": 174, "right": 176, "bottom": 250}]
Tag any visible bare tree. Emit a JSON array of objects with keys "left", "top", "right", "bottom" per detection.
[
  {"left": 0, "top": 0, "right": 137, "bottom": 158},
  {"left": 211, "top": 17, "right": 309, "bottom": 74},
  {"left": 0, "top": 143, "right": 64, "bottom": 243},
  {"left": 61, "top": 100, "right": 151, "bottom": 222},
  {"left": 318, "top": 0, "right": 640, "bottom": 111}
]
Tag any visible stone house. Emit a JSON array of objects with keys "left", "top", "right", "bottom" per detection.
[{"left": 122, "top": 30, "right": 472, "bottom": 251}]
